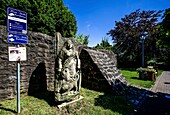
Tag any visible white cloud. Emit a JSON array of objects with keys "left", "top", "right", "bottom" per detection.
[
  {"left": 85, "top": 21, "right": 91, "bottom": 31},
  {"left": 86, "top": 24, "right": 91, "bottom": 31}
]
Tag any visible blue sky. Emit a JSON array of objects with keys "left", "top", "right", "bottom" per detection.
[{"left": 63, "top": 0, "right": 170, "bottom": 47}]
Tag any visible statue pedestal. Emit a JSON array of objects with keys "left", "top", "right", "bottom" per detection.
[
  {"left": 57, "top": 95, "right": 84, "bottom": 108},
  {"left": 55, "top": 91, "right": 80, "bottom": 102}
]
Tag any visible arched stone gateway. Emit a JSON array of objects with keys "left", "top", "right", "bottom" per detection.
[
  {"left": 80, "top": 48, "right": 128, "bottom": 94},
  {"left": 0, "top": 26, "right": 128, "bottom": 102}
]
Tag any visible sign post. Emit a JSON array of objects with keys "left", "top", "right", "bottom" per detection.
[
  {"left": 7, "top": 7, "right": 27, "bottom": 114},
  {"left": 16, "top": 45, "right": 20, "bottom": 113}
]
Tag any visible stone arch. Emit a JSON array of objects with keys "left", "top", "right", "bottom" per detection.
[{"left": 79, "top": 48, "right": 128, "bottom": 94}]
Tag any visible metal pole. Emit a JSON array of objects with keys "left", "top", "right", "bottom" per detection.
[
  {"left": 17, "top": 44, "right": 20, "bottom": 113},
  {"left": 142, "top": 39, "right": 144, "bottom": 68}
]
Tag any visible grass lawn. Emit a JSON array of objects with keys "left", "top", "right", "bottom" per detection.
[
  {"left": 1, "top": 68, "right": 163, "bottom": 115},
  {"left": 119, "top": 68, "right": 163, "bottom": 88},
  {"left": 0, "top": 88, "right": 134, "bottom": 115}
]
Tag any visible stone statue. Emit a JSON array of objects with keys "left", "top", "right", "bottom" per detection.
[{"left": 55, "top": 33, "right": 82, "bottom": 102}]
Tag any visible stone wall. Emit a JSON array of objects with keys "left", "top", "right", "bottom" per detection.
[
  {"left": 0, "top": 25, "right": 55, "bottom": 100},
  {"left": 80, "top": 48, "right": 128, "bottom": 94},
  {"left": 80, "top": 48, "right": 111, "bottom": 91},
  {"left": 0, "top": 25, "right": 128, "bottom": 100}
]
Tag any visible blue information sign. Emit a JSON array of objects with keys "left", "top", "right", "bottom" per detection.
[
  {"left": 7, "top": 7, "right": 27, "bottom": 34},
  {"left": 7, "top": 7, "right": 28, "bottom": 44},
  {"left": 8, "top": 33, "right": 28, "bottom": 44}
]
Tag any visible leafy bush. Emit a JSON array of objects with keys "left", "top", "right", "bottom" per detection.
[{"left": 136, "top": 67, "right": 156, "bottom": 73}]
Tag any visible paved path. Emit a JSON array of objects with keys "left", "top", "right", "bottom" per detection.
[
  {"left": 151, "top": 71, "right": 170, "bottom": 94},
  {"left": 134, "top": 71, "right": 170, "bottom": 115}
]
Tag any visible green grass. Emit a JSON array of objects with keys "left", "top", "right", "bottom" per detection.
[
  {"left": 0, "top": 88, "right": 134, "bottom": 115},
  {"left": 119, "top": 68, "right": 163, "bottom": 88},
  {"left": 1, "top": 68, "right": 164, "bottom": 115}
]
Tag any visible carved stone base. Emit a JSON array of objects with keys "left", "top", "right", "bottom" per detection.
[
  {"left": 57, "top": 95, "right": 84, "bottom": 108},
  {"left": 55, "top": 91, "right": 80, "bottom": 102}
]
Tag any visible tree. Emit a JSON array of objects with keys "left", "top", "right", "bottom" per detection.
[
  {"left": 55, "top": 0, "right": 77, "bottom": 37},
  {"left": 107, "top": 9, "right": 163, "bottom": 67},
  {"left": 0, "top": 0, "right": 77, "bottom": 37},
  {"left": 75, "top": 33, "right": 89, "bottom": 46},
  {"left": 94, "top": 37, "right": 113, "bottom": 50},
  {"left": 159, "top": 8, "right": 170, "bottom": 42},
  {"left": 157, "top": 8, "right": 170, "bottom": 67},
  {"left": 161, "top": 8, "right": 170, "bottom": 33}
]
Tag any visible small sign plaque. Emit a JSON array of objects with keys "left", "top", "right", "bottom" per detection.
[
  {"left": 8, "top": 47, "right": 27, "bottom": 61},
  {"left": 8, "top": 33, "right": 28, "bottom": 44}
]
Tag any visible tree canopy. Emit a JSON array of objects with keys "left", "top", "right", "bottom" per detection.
[
  {"left": 107, "top": 9, "right": 163, "bottom": 67},
  {"left": 0, "top": 0, "right": 77, "bottom": 37},
  {"left": 159, "top": 8, "right": 170, "bottom": 42},
  {"left": 75, "top": 33, "right": 89, "bottom": 46},
  {"left": 161, "top": 8, "right": 170, "bottom": 33},
  {"left": 94, "top": 37, "right": 113, "bottom": 50},
  {"left": 157, "top": 8, "right": 170, "bottom": 67}
]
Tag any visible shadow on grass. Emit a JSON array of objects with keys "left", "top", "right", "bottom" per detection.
[
  {"left": 0, "top": 106, "right": 17, "bottom": 114},
  {"left": 29, "top": 91, "right": 56, "bottom": 106},
  {"left": 120, "top": 68, "right": 137, "bottom": 71},
  {"left": 133, "top": 92, "right": 170, "bottom": 115},
  {"left": 131, "top": 76, "right": 139, "bottom": 79},
  {"left": 94, "top": 85, "right": 170, "bottom": 115},
  {"left": 94, "top": 91, "right": 134, "bottom": 115}
]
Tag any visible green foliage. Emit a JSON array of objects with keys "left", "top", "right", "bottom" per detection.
[
  {"left": 107, "top": 9, "right": 163, "bottom": 67},
  {"left": 157, "top": 8, "right": 170, "bottom": 66},
  {"left": 0, "top": 0, "right": 77, "bottom": 37},
  {"left": 75, "top": 33, "right": 89, "bottom": 46},
  {"left": 147, "top": 59, "right": 157, "bottom": 66},
  {"left": 94, "top": 37, "right": 113, "bottom": 50},
  {"left": 161, "top": 8, "right": 170, "bottom": 34},
  {"left": 136, "top": 67, "right": 156, "bottom": 73},
  {"left": 147, "top": 59, "right": 164, "bottom": 66},
  {"left": 0, "top": 88, "right": 134, "bottom": 115}
]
